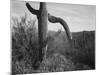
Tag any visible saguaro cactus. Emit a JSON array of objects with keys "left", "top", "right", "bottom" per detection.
[
  {"left": 26, "top": 2, "right": 48, "bottom": 65},
  {"left": 26, "top": 2, "right": 72, "bottom": 68}
]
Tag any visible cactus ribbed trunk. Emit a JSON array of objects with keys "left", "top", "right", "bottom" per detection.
[
  {"left": 26, "top": 2, "right": 48, "bottom": 65},
  {"left": 38, "top": 3, "right": 48, "bottom": 62}
]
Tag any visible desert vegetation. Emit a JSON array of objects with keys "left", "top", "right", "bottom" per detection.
[{"left": 11, "top": 14, "right": 95, "bottom": 74}]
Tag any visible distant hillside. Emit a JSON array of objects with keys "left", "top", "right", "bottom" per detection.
[
  {"left": 48, "top": 30, "right": 95, "bottom": 49},
  {"left": 72, "top": 31, "right": 95, "bottom": 48}
]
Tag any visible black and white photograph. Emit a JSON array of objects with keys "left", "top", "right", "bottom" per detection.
[{"left": 11, "top": 0, "right": 96, "bottom": 74}]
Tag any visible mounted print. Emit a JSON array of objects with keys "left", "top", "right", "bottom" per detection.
[{"left": 11, "top": 0, "right": 96, "bottom": 74}]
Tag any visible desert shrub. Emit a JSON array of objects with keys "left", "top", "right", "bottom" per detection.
[
  {"left": 38, "top": 53, "right": 76, "bottom": 73},
  {"left": 71, "top": 48, "right": 95, "bottom": 69},
  {"left": 12, "top": 14, "right": 40, "bottom": 74}
]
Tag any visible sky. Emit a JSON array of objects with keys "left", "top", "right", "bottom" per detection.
[{"left": 11, "top": 0, "right": 96, "bottom": 32}]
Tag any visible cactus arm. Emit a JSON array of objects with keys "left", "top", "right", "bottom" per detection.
[
  {"left": 26, "top": 3, "right": 39, "bottom": 15},
  {"left": 48, "top": 13, "right": 72, "bottom": 43}
]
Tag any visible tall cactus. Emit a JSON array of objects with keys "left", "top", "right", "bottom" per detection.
[
  {"left": 26, "top": 2, "right": 72, "bottom": 68},
  {"left": 26, "top": 2, "right": 48, "bottom": 65}
]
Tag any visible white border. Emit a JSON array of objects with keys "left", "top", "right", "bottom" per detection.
[{"left": 0, "top": 0, "right": 99, "bottom": 75}]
